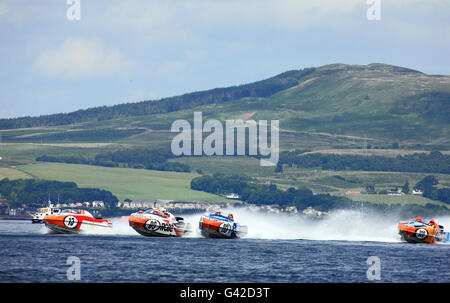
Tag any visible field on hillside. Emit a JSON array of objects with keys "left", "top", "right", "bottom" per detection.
[
  {"left": 1, "top": 140, "right": 449, "bottom": 208},
  {"left": 170, "top": 156, "right": 450, "bottom": 207},
  {"left": 9, "top": 163, "right": 234, "bottom": 203},
  {"left": 0, "top": 167, "right": 32, "bottom": 180},
  {"left": 333, "top": 193, "right": 449, "bottom": 207},
  {"left": 172, "top": 156, "right": 450, "bottom": 187},
  {"left": 0, "top": 142, "right": 122, "bottom": 162}
]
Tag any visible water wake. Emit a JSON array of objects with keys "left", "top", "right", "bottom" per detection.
[
  {"left": 91, "top": 210, "right": 450, "bottom": 244},
  {"left": 189, "top": 208, "right": 402, "bottom": 242}
]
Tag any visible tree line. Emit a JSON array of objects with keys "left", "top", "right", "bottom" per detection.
[
  {"left": 36, "top": 147, "right": 191, "bottom": 173},
  {"left": 370, "top": 175, "right": 450, "bottom": 205},
  {"left": 191, "top": 173, "right": 360, "bottom": 212},
  {"left": 0, "top": 178, "right": 118, "bottom": 208},
  {"left": 414, "top": 175, "right": 450, "bottom": 204},
  {"left": 278, "top": 151, "right": 450, "bottom": 174}
]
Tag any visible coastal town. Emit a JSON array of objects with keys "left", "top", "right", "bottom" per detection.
[{"left": 0, "top": 196, "right": 329, "bottom": 220}]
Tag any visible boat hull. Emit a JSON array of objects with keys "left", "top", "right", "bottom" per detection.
[
  {"left": 398, "top": 220, "right": 443, "bottom": 244},
  {"left": 44, "top": 214, "right": 112, "bottom": 234},
  {"left": 128, "top": 214, "right": 191, "bottom": 237},
  {"left": 199, "top": 215, "right": 248, "bottom": 239}
]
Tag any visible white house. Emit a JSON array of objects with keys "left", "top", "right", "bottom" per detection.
[
  {"left": 387, "top": 191, "right": 404, "bottom": 196},
  {"left": 92, "top": 201, "right": 105, "bottom": 208},
  {"left": 117, "top": 201, "right": 130, "bottom": 208},
  {"left": 226, "top": 193, "right": 240, "bottom": 199}
]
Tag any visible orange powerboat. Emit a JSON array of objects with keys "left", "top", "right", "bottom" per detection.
[
  {"left": 398, "top": 218, "right": 448, "bottom": 244},
  {"left": 44, "top": 209, "right": 112, "bottom": 234}
]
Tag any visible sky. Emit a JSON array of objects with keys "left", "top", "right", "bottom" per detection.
[{"left": 0, "top": 0, "right": 449, "bottom": 119}]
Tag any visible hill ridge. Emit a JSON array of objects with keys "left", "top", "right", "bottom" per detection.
[{"left": 0, "top": 63, "right": 439, "bottom": 130}]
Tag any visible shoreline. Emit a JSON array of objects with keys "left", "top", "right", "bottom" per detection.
[{"left": 0, "top": 216, "right": 31, "bottom": 221}]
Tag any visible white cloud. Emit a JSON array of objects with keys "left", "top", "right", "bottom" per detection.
[
  {"left": 97, "top": 0, "right": 363, "bottom": 30},
  {"left": 33, "top": 38, "right": 131, "bottom": 80},
  {"left": 87, "top": 0, "right": 364, "bottom": 45},
  {"left": 89, "top": 0, "right": 450, "bottom": 44}
]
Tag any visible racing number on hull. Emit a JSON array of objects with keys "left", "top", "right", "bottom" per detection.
[
  {"left": 63, "top": 216, "right": 79, "bottom": 229},
  {"left": 219, "top": 222, "right": 232, "bottom": 235},
  {"left": 144, "top": 219, "right": 173, "bottom": 233},
  {"left": 144, "top": 219, "right": 160, "bottom": 231},
  {"left": 415, "top": 228, "right": 428, "bottom": 240}
]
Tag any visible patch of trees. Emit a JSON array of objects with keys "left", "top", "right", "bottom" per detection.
[
  {"left": 277, "top": 150, "right": 311, "bottom": 167},
  {"left": 278, "top": 151, "right": 450, "bottom": 174},
  {"left": 190, "top": 173, "right": 355, "bottom": 212},
  {"left": 0, "top": 178, "right": 118, "bottom": 207},
  {"left": 0, "top": 68, "right": 316, "bottom": 129},
  {"left": 414, "top": 175, "right": 450, "bottom": 204},
  {"left": 36, "top": 147, "right": 191, "bottom": 173}
]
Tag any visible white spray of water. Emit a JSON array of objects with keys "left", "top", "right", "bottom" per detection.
[
  {"left": 89, "top": 217, "right": 139, "bottom": 236},
  {"left": 433, "top": 215, "right": 450, "bottom": 245},
  {"left": 79, "top": 210, "right": 450, "bottom": 244},
  {"left": 176, "top": 208, "right": 401, "bottom": 242},
  {"left": 434, "top": 216, "right": 450, "bottom": 229},
  {"left": 208, "top": 208, "right": 403, "bottom": 242},
  {"left": 108, "top": 217, "right": 139, "bottom": 235}
]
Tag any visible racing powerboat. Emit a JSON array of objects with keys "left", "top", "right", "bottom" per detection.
[
  {"left": 398, "top": 219, "right": 449, "bottom": 244},
  {"left": 128, "top": 208, "right": 192, "bottom": 237},
  {"left": 199, "top": 211, "right": 248, "bottom": 239},
  {"left": 44, "top": 209, "right": 112, "bottom": 234},
  {"left": 31, "top": 201, "right": 61, "bottom": 223}
]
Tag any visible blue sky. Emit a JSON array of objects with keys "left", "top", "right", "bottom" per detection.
[{"left": 1, "top": 0, "right": 449, "bottom": 119}]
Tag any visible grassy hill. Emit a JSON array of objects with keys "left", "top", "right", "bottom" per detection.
[
  {"left": 1, "top": 63, "right": 449, "bottom": 209},
  {"left": 1, "top": 63, "right": 449, "bottom": 150},
  {"left": 8, "top": 163, "right": 234, "bottom": 203}
]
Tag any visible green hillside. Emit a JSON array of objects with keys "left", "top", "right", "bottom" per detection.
[
  {"left": 12, "top": 163, "right": 233, "bottom": 203},
  {"left": 1, "top": 63, "right": 449, "bottom": 151},
  {"left": 1, "top": 63, "right": 449, "bottom": 211}
]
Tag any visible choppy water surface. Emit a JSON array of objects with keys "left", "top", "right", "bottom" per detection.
[{"left": 0, "top": 210, "right": 449, "bottom": 283}]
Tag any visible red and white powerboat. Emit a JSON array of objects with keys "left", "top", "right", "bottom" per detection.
[
  {"left": 128, "top": 208, "right": 191, "bottom": 237},
  {"left": 44, "top": 209, "right": 112, "bottom": 234}
]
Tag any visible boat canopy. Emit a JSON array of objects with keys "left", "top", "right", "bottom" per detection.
[
  {"left": 144, "top": 209, "right": 166, "bottom": 218},
  {"left": 208, "top": 213, "right": 234, "bottom": 222},
  {"left": 61, "top": 209, "right": 93, "bottom": 217}
]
